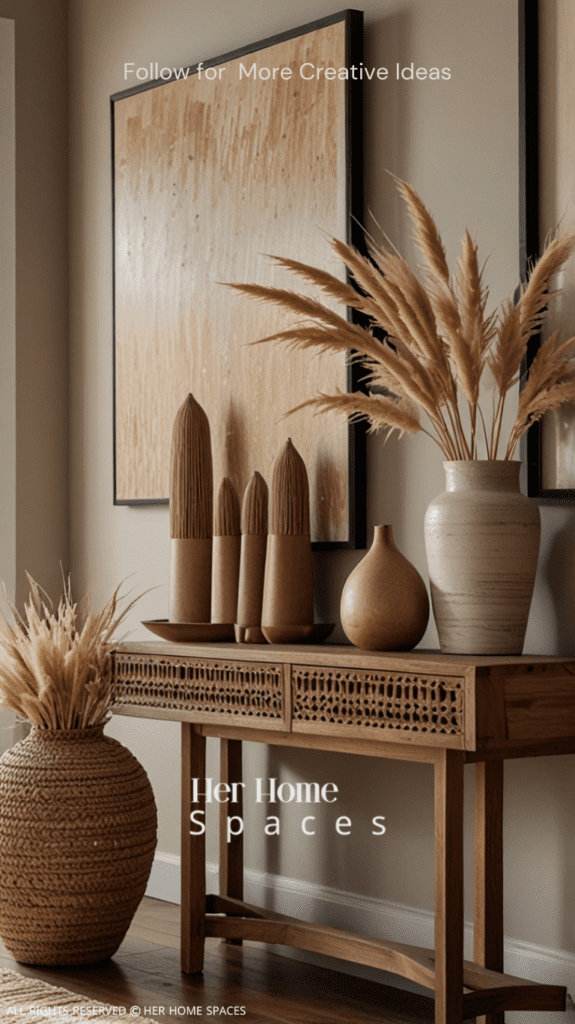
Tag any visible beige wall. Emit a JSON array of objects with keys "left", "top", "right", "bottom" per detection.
[
  {"left": 0, "top": 2, "right": 68, "bottom": 750},
  {"left": 0, "top": 0, "right": 69, "bottom": 606},
  {"left": 0, "top": 17, "right": 16, "bottom": 754},
  {"left": 67, "top": 0, "right": 575, "bottom": 958},
  {"left": 0, "top": 17, "right": 15, "bottom": 608}
]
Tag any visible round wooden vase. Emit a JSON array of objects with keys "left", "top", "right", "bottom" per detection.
[
  {"left": 340, "top": 525, "right": 429, "bottom": 650},
  {"left": 424, "top": 460, "right": 541, "bottom": 655},
  {"left": 0, "top": 725, "right": 157, "bottom": 966}
]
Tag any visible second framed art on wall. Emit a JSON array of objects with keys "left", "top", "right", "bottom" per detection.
[{"left": 521, "top": 1, "right": 575, "bottom": 500}]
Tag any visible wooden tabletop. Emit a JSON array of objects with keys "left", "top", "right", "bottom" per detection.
[{"left": 116, "top": 638, "right": 575, "bottom": 671}]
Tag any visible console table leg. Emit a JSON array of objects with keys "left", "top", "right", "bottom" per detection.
[
  {"left": 434, "top": 749, "right": 464, "bottom": 1024},
  {"left": 181, "top": 722, "right": 206, "bottom": 973},
  {"left": 474, "top": 760, "right": 504, "bottom": 1024},
  {"left": 220, "top": 738, "right": 244, "bottom": 945}
]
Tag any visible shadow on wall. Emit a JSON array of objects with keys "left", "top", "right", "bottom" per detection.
[
  {"left": 540, "top": 510, "right": 575, "bottom": 656},
  {"left": 554, "top": 754, "right": 575, "bottom": 952},
  {"left": 307, "top": 10, "right": 423, "bottom": 639},
  {"left": 260, "top": 744, "right": 436, "bottom": 915},
  {"left": 363, "top": 11, "right": 412, "bottom": 237}
]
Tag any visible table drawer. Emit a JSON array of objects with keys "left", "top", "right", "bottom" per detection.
[
  {"left": 475, "top": 662, "right": 575, "bottom": 747},
  {"left": 290, "top": 663, "right": 468, "bottom": 748},
  {"left": 112, "top": 652, "right": 289, "bottom": 729}
]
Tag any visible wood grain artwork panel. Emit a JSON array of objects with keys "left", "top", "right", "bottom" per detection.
[{"left": 114, "top": 21, "right": 351, "bottom": 541}]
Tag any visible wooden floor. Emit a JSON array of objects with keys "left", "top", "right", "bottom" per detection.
[{"left": 0, "top": 897, "right": 438, "bottom": 1024}]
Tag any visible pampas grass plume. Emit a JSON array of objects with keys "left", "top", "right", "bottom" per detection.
[
  {"left": 0, "top": 576, "right": 139, "bottom": 729},
  {"left": 230, "top": 178, "right": 575, "bottom": 461}
]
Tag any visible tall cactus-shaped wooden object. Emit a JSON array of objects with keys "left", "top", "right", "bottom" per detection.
[
  {"left": 235, "top": 471, "right": 268, "bottom": 643},
  {"left": 169, "top": 394, "right": 213, "bottom": 623},
  {"left": 261, "top": 439, "right": 314, "bottom": 631},
  {"left": 211, "top": 477, "right": 241, "bottom": 625}
]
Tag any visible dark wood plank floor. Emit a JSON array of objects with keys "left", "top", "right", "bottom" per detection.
[{"left": 0, "top": 897, "right": 437, "bottom": 1024}]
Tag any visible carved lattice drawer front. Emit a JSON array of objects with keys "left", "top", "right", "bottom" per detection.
[
  {"left": 112, "top": 654, "right": 286, "bottom": 729},
  {"left": 291, "top": 665, "right": 466, "bottom": 747}
]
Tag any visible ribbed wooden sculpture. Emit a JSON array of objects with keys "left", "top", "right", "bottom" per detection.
[
  {"left": 261, "top": 439, "right": 314, "bottom": 640},
  {"left": 211, "top": 478, "right": 241, "bottom": 625},
  {"left": 235, "top": 471, "right": 268, "bottom": 643},
  {"left": 169, "top": 394, "right": 213, "bottom": 623},
  {"left": 0, "top": 725, "right": 157, "bottom": 966}
]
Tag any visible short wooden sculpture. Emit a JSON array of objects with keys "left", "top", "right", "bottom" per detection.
[
  {"left": 235, "top": 471, "right": 268, "bottom": 643},
  {"left": 211, "top": 477, "right": 241, "bottom": 625},
  {"left": 169, "top": 394, "right": 213, "bottom": 623},
  {"left": 261, "top": 439, "right": 314, "bottom": 642}
]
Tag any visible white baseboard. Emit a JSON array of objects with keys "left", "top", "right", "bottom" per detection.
[
  {"left": 146, "top": 850, "right": 182, "bottom": 904},
  {"left": 146, "top": 852, "right": 575, "bottom": 1023}
]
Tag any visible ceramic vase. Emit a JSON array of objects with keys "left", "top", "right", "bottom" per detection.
[
  {"left": 424, "top": 460, "right": 541, "bottom": 655},
  {"left": 0, "top": 724, "right": 157, "bottom": 966},
  {"left": 340, "top": 524, "right": 429, "bottom": 651}
]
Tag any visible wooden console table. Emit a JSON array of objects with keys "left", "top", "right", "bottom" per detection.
[{"left": 112, "top": 641, "right": 575, "bottom": 1023}]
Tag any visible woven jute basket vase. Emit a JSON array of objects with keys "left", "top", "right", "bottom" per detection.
[{"left": 0, "top": 724, "right": 157, "bottom": 966}]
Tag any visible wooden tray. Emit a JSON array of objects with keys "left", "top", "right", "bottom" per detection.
[
  {"left": 261, "top": 623, "right": 335, "bottom": 644},
  {"left": 142, "top": 620, "right": 235, "bottom": 642}
]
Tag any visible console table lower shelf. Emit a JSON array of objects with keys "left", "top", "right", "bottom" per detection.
[
  {"left": 202, "top": 893, "right": 562, "bottom": 1020},
  {"left": 112, "top": 641, "right": 575, "bottom": 1023}
]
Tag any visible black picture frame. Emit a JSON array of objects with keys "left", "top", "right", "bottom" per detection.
[
  {"left": 111, "top": 9, "right": 366, "bottom": 549},
  {"left": 520, "top": 0, "right": 575, "bottom": 501}
]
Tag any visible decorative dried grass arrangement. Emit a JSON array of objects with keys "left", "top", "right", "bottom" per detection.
[
  {"left": 230, "top": 178, "right": 575, "bottom": 460},
  {"left": 0, "top": 576, "right": 137, "bottom": 729}
]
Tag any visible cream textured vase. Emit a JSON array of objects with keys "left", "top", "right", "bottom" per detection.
[
  {"left": 424, "top": 461, "right": 541, "bottom": 655},
  {"left": 340, "top": 524, "right": 429, "bottom": 651}
]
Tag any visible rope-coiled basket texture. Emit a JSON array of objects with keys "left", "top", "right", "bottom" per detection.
[{"left": 0, "top": 724, "right": 157, "bottom": 966}]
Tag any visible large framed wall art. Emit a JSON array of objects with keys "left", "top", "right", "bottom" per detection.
[
  {"left": 521, "top": 1, "right": 575, "bottom": 500},
  {"left": 112, "top": 9, "right": 365, "bottom": 547}
]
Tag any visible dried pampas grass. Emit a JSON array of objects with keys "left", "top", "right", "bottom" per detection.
[
  {"left": 0, "top": 575, "right": 139, "bottom": 730},
  {"left": 229, "top": 178, "right": 575, "bottom": 460}
]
